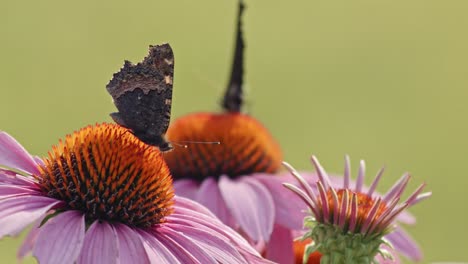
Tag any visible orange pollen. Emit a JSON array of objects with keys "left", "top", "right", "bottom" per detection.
[
  {"left": 164, "top": 112, "right": 283, "bottom": 181},
  {"left": 326, "top": 189, "right": 387, "bottom": 226},
  {"left": 36, "top": 123, "right": 174, "bottom": 227},
  {"left": 293, "top": 238, "right": 322, "bottom": 264}
]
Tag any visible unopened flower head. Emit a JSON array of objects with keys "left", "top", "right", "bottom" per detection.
[
  {"left": 0, "top": 123, "right": 268, "bottom": 263},
  {"left": 283, "top": 155, "right": 431, "bottom": 264}
]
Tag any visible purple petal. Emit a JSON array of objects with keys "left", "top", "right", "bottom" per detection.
[
  {"left": 310, "top": 156, "right": 332, "bottom": 190},
  {"left": 0, "top": 195, "right": 61, "bottom": 237},
  {"left": 164, "top": 223, "right": 248, "bottom": 264},
  {"left": 355, "top": 160, "right": 365, "bottom": 192},
  {"left": 173, "top": 179, "right": 199, "bottom": 200},
  {"left": 138, "top": 230, "right": 181, "bottom": 264},
  {"left": 0, "top": 132, "right": 39, "bottom": 175},
  {"left": 343, "top": 155, "right": 351, "bottom": 188},
  {"left": 265, "top": 224, "right": 294, "bottom": 264},
  {"left": 152, "top": 229, "right": 203, "bottom": 263},
  {"left": 367, "top": 166, "right": 385, "bottom": 197},
  {"left": 195, "top": 178, "right": 236, "bottom": 227},
  {"left": 219, "top": 176, "right": 275, "bottom": 242},
  {"left": 33, "top": 211, "right": 85, "bottom": 264},
  {"left": 0, "top": 185, "right": 43, "bottom": 199},
  {"left": 77, "top": 221, "right": 118, "bottom": 264},
  {"left": 168, "top": 202, "right": 261, "bottom": 257},
  {"left": 255, "top": 175, "right": 306, "bottom": 230},
  {"left": 173, "top": 196, "right": 217, "bottom": 218},
  {"left": 395, "top": 210, "right": 416, "bottom": 225},
  {"left": 114, "top": 223, "right": 150, "bottom": 264},
  {"left": 385, "top": 226, "right": 422, "bottom": 261},
  {"left": 0, "top": 170, "right": 38, "bottom": 187}
]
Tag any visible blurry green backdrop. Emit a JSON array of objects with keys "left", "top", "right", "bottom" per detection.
[{"left": 1, "top": 0, "right": 467, "bottom": 263}]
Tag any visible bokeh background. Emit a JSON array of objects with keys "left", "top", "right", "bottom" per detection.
[{"left": 1, "top": 0, "right": 467, "bottom": 263}]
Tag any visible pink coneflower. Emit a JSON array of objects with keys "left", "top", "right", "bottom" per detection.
[
  {"left": 161, "top": 2, "right": 306, "bottom": 262},
  {"left": 0, "top": 123, "right": 268, "bottom": 264},
  {"left": 283, "top": 156, "right": 431, "bottom": 264},
  {"left": 164, "top": 112, "right": 306, "bottom": 263}
]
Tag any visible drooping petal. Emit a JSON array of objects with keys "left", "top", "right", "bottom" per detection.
[
  {"left": 169, "top": 199, "right": 261, "bottom": 257},
  {"left": 266, "top": 224, "right": 294, "bottom": 264},
  {"left": 152, "top": 229, "right": 205, "bottom": 263},
  {"left": 114, "top": 223, "right": 150, "bottom": 264},
  {"left": 173, "top": 195, "right": 218, "bottom": 218},
  {"left": 0, "top": 169, "right": 36, "bottom": 186},
  {"left": 0, "top": 132, "right": 39, "bottom": 175},
  {"left": 158, "top": 225, "right": 218, "bottom": 264},
  {"left": 219, "top": 176, "right": 275, "bottom": 242},
  {"left": 165, "top": 223, "right": 248, "bottom": 264},
  {"left": 0, "top": 195, "right": 61, "bottom": 237},
  {"left": 0, "top": 185, "right": 43, "bottom": 199},
  {"left": 255, "top": 174, "right": 306, "bottom": 230},
  {"left": 173, "top": 179, "right": 199, "bottom": 200},
  {"left": 77, "top": 221, "right": 119, "bottom": 264},
  {"left": 384, "top": 226, "right": 422, "bottom": 261},
  {"left": 138, "top": 230, "right": 181, "bottom": 264},
  {"left": 33, "top": 211, "right": 85, "bottom": 264},
  {"left": 196, "top": 178, "right": 236, "bottom": 227}
]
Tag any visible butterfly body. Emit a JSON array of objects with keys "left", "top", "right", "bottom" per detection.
[{"left": 106, "top": 44, "right": 174, "bottom": 152}]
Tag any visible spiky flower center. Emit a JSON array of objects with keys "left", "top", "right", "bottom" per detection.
[
  {"left": 325, "top": 189, "right": 387, "bottom": 232},
  {"left": 164, "top": 112, "right": 283, "bottom": 181},
  {"left": 36, "top": 123, "right": 174, "bottom": 228}
]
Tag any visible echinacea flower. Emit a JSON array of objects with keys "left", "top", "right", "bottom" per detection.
[
  {"left": 164, "top": 112, "right": 307, "bottom": 263},
  {"left": 161, "top": 2, "right": 307, "bottom": 263},
  {"left": 283, "top": 156, "right": 431, "bottom": 264},
  {"left": 0, "top": 123, "right": 268, "bottom": 264}
]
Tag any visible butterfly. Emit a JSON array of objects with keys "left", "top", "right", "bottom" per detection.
[{"left": 106, "top": 43, "right": 174, "bottom": 152}]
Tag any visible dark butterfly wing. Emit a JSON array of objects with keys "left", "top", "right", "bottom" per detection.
[
  {"left": 222, "top": 0, "right": 245, "bottom": 113},
  {"left": 106, "top": 44, "right": 174, "bottom": 151}
]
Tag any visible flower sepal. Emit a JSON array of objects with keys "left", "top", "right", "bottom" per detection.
[{"left": 302, "top": 220, "right": 394, "bottom": 264}]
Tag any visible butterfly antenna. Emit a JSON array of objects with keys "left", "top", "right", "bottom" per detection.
[
  {"left": 169, "top": 141, "right": 221, "bottom": 149},
  {"left": 171, "top": 142, "right": 189, "bottom": 149},
  {"left": 222, "top": 0, "right": 246, "bottom": 113}
]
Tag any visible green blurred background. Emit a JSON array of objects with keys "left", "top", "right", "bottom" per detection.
[{"left": 1, "top": 0, "right": 467, "bottom": 263}]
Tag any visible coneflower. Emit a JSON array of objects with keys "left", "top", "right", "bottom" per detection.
[
  {"left": 283, "top": 155, "right": 431, "bottom": 263},
  {"left": 162, "top": 1, "right": 306, "bottom": 263},
  {"left": 0, "top": 123, "right": 269, "bottom": 263}
]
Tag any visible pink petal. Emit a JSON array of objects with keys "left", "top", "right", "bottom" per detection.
[
  {"left": 0, "top": 185, "right": 42, "bottom": 199},
  {"left": 265, "top": 224, "right": 294, "bottom": 264},
  {"left": 219, "top": 176, "right": 275, "bottom": 242},
  {"left": 114, "top": 223, "right": 150, "bottom": 264},
  {"left": 167, "top": 209, "right": 260, "bottom": 257},
  {"left": 255, "top": 174, "right": 306, "bottom": 230},
  {"left": 0, "top": 196, "right": 61, "bottom": 237},
  {"left": 173, "top": 196, "right": 217, "bottom": 218},
  {"left": 196, "top": 178, "right": 236, "bottom": 227},
  {"left": 0, "top": 132, "right": 39, "bottom": 175},
  {"left": 164, "top": 223, "right": 247, "bottom": 264},
  {"left": 77, "top": 221, "right": 118, "bottom": 264},
  {"left": 385, "top": 226, "right": 422, "bottom": 261},
  {"left": 33, "top": 211, "right": 85, "bottom": 264},
  {"left": 173, "top": 179, "right": 199, "bottom": 200},
  {"left": 138, "top": 230, "right": 181, "bottom": 264},
  {"left": 0, "top": 170, "right": 38, "bottom": 187},
  {"left": 396, "top": 210, "right": 416, "bottom": 225},
  {"left": 158, "top": 226, "right": 217, "bottom": 263}
]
